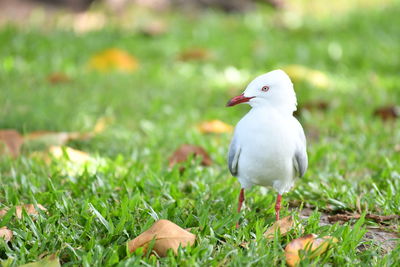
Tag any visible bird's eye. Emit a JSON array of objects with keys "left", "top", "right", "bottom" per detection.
[{"left": 261, "top": 86, "right": 270, "bottom": 92}]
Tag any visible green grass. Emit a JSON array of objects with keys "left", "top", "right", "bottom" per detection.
[{"left": 1, "top": 2, "right": 400, "bottom": 266}]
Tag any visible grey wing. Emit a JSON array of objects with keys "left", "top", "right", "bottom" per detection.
[
  {"left": 293, "top": 120, "right": 308, "bottom": 178},
  {"left": 228, "top": 135, "right": 241, "bottom": 176}
]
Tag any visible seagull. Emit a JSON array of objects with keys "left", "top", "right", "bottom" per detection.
[{"left": 226, "top": 69, "right": 308, "bottom": 226}]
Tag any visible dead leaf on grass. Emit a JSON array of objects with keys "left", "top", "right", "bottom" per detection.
[
  {"left": 373, "top": 105, "right": 399, "bottom": 121},
  {"left": 49, "top": 146, "right": 92, "bottom": 164},
  {"left": 285, "top": 234, "right": 338, "bottom": 267},
  {"left": 0, "top": 227, "right": 13, "bottom": 242},
  {"left": 0, "top": 130, "right": 24, "bottom": 157},
  {"left": 140, "top": 21, "right": 168, "bottom": 36},
  {"left": 88, "top": 48, "right": 139, "bottom": 72},
  {"left": 24, "top": 131, "right": 86, "bottom": 147},
  {"left": 127, "top": 219, "right": 196, "bottom": 257},
  {"left": 178, "top": 48, "right": 210, "bottom": 61},
  {"left": 168, "top": 144, "right": 212, "bottom": 169},
  {"left": 74, "top": 11, "right": 106, "bottom": 33},
  {"left": 197, "top": 120, "right": 233, "bottom": 134},
  {"left": 282, "top": 65, "right": 330, "bottom": 89},
  {"left": 264, "top": 216, "right": 294, "bottom": 239},
  {"left": 47, "top": 72, "right": 70, "bottom": 84},
  {"left": 19, "top": 254, "right": 60, "bottom": 267},
  {"left": 0, "top": 204, "right": 47, "bottom": 219}
]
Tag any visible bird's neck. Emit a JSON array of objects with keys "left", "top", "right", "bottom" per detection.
[{"left": 250, "top": 102, "right": 294, "bottom": 117}]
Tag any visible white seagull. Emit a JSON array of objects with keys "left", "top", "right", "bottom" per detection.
[{"left": 226, "top": 69, "right": 308, "bottom": 226}]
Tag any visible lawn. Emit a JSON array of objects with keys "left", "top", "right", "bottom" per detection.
[{"left": 0, "top": 1, "right": 399, "bottom": 266}]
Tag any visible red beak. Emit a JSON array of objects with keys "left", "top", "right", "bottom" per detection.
[{"left": 226, "top": 94, "right": 254, "bottom": 107}]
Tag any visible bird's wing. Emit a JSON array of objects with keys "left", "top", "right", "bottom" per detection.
[
  {"left": 293, "top": 119, "right": 308, "bottom": 178},
  {"left": 228, "top": 134, "right": 241, "bottom": 176}
]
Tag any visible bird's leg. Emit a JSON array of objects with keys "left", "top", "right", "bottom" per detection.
[
  {"left": 275, "top": 194, "right": 282, "bottom": 221},
  {"left": 236, "top": 188, "right": 245, "bottom": 228}
]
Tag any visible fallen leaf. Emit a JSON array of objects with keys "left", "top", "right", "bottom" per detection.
[
  {"left": 49, "top": 146, "right": 92, "bottom": 164},
  {"left": 282, "top": 65, "right": 330, "bottom": 89},
  {"left": 0, "top": 130, "right": 23, "bottom": 157},
  {"left": 127, "top": 219, "right": 196, "bottom": 257},
  {"left": 168, "top": 144, "right": 212, "bottom": 169},
  {"left": 178, "top": 48, "right": 210, "bottom": 61},
  {"left": 373, "top": 105, "right": 399, "bottom": 121},
  {"left": 74, "top": 11, "right": 106, "bottom": 33},
  {"left": 395, "top": 144, "right": 400, "bottom": 152},
  {"left": 92, "top": 116, "right": 113, "bottom": 135},
  {"left": 47, "top": 72, "right": 70, "bottom": 84},
  {"left": 239, "top": 241, "right": 249, "bottom": 249},
  {"left": 301, "top": 101, "right": 329, "bottom": 112},
  {"left": 88, "top": 48, "right": 139, "bottom": 72},
  {"left": 19, "top": 254, "right": 60, "bottom": 267},
  {"left": 0, "top": 227, "right": 13, "bottom": 242},
  {"left": 197, "top": 120, "right": 233, "bottom": 134},
  {"left": 0, "top": 204, "right": 47, "bottom": 220},
  {"left": 264, "top": 216, "right": 294, "bottom": 239},
  {"left": 15, "top": 204, "right": 47, "bottom": 219},
  {"left": 24, "top": 131, "right": 86, "bottom": 147},
  {"left": 140, "top": 21, "right": 168, "bottom": 36},
  {"left": 285, "top": 234, "right": 338, "bottom": 267}
]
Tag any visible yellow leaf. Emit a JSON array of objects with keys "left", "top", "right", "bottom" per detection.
[
  {"left": 127, "top": 220, "right": 196, "bottom": 257},
  {"left": 19, "top": 254, "right": 60, "bottom": 267},
  {"left": 264, "top": 216, "right": 294, "bottom": 239},
  {"left": 88, "top": 48, "right": 139, "bottom": 72},
  {"left": 92, "top": 116, "right": 114, "bottom": 135},
  {"left": 0, "top": 227, "right": 13, "bottom": 242},
  {"left": 285, "top": 234, "right": 338, "bottom": 267},
  {"left": 197, "top": 120, "right": 233, "bottom": 134},
  {"left": 282, "top": 65, "right": 330, "bottom": 89},
  {"left": 49, "top": 146, "right": 91, "bottom": 164}
]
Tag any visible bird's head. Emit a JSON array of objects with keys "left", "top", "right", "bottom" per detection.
[{"left": 226, "top": 69, "right": 297, "bottom": 114}]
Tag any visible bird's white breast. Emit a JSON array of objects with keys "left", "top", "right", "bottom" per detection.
[{"left": 235, "top": 106, "right": 297, "bottom": 193}]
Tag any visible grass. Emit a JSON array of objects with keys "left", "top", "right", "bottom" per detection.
[{"left": 1, "top": 1, "right": 400, "bottom": 266}]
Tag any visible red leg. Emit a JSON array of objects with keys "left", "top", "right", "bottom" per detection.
[
  {"left": 275, "top": 194, "right": 282, "bottom": 221},
  {"left": 236, "top": 188, "right": 245, "bottom": 228}
]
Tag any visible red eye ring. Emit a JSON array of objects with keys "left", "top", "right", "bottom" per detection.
[{"left": 261, "top": 85, "right": 270, "bottom": 92}]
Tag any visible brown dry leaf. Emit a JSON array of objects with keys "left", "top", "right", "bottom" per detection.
[
  {"left": 373, "top": 105, "right": 399, "bottom": 121},
  {"left": 19, "top": 254, "right": 60, "bottom": 267},
  {"left": 197, "top": 120, "right": 233, "bottom": 134},
  {"left": 140, "top": 21, "right": 168, "bottom": 36},
  {"left": 168, "top": 144, "right": 212, "bottom": 168},
  {"left": 285, "top": 234, "right": 338, "bottom": 267},
  {"left": 178, "top": 48, "right": 210, "bottom": 61},
  {"left": 282, "top": 65, "right": 330, "bottom": 89},
  {"left": 49, "top": 146, "right": 92, "bottom": 164},
  {"left": 301, "top": 101, "right": 329, "bottom": 112},
  {"left": 47, "top": 72, "right": 70, "bottom": 84},
  {"left": 127, "top": 219, "right": 196, "bottom": 257},
  {"left": 264, "top": 216, "right": 294, "bottom": 239},
  {"left": 15, "top": 204, "right": 47, "bottom": 219},
  {"left": 0, "top": 226, "right": 13, "bottom": 242},
  {"left": 88, "top": 48, "right": 139, "bottom": 72},
  {"left": 0, "top": 204, "right": 47, "bottom": 219},
  {"left": 0, "top": 130, "right": 24, "bottom": 157},
  {"left": 24, "top": 131, "right": 86, "bottom": 147}
]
